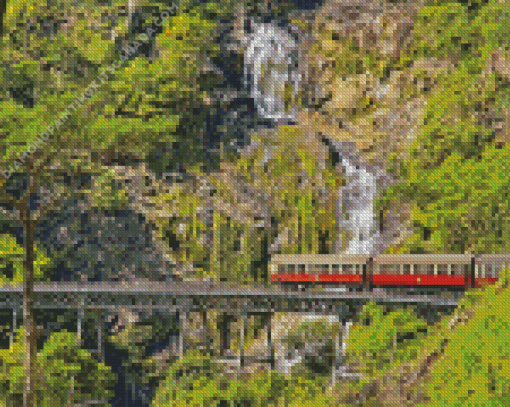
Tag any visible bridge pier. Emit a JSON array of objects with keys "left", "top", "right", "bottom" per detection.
[
  {"left": 220, "top": 313, "right": 239, "bottom": 358},
  {"left": 77, "top": 298, "right": 85, "bottom": 346},
  {"left": 10, "top": 309, "right": 16, "bottom": 348},
  {"left": 202, "top": 310, "right": 211, "bottom": 356},
  {"left": 179, "top": 310, "right": 187, "bottom": 359},
  {"left": 239, "top": 313, "right": 247, "bottom": 368},
  {"left": 267, "top": 313, "right": 274, "bottom": 369},
  {"left": 97, "top": 310, "right": 102, "bottom": 361}
]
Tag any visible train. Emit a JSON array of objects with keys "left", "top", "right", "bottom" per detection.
[{"left": 269, "top": 254, "right": 510, "bottom": 288}]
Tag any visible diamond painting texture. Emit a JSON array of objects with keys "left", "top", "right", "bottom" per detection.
[{"left": 0, "top": 0, "right": 510, "bottom": 406}]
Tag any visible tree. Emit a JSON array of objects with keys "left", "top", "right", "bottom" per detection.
[
  {"left": 0, "top": 234, "right": 51, "bottom": 283},
  {"left": 346, "top": 303, "right": 429, "bottom": 380},
  {"left": 0, "top": 0, "right": 6, "bottom": 37},
  {"left": 0, "top": 2, "right": 224, "bottom": 404},
  {"left": 0, "top": 327, "right": 115, "bottom": 406},
  {"left": 151, "top": 350, "right": 330, "bottom": 407},
  {"left": 0, "top": 147, "right": 90, "bottom": 407},
  {"left": 424, "top": 268, "right": 510, "bottom": 406},
  {"left": 377, "top": 0, "right": 510, "bottom": 255}
]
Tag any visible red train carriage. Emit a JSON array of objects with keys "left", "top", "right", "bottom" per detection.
[
  {"left": 270, "top": 254, "right": 510, "bottom": 288},
  {"left": 270, "top": 254, "right": 368, "bottom": 285},
  {"left": 371, "top": 254, "right": 472, "bottom": 287}
]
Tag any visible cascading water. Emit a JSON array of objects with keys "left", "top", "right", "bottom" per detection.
[
  {"left": 243, "top": 22, "right": 383, "bottom": 257},
  {"left": 339, "top": 157, "right": 382, "bottom": 255},
  {"left": 244, "top": 22, "right": 300, "bottom": 122}
]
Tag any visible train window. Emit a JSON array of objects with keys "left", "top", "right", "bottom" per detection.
[
  {"left": 462, "top": 264, "right": 470, "bottom": 275},
  {"left": 485, "top": 263, "right": 494, "bottom": 278},
  {"left": 403, "top": 264, "right": 411, "bottom": 275},
  {"left": 332, "top": 265, "right": 340, "bottom": 273},
  {"left": 426, "top": 265, "right": 435, "bottom": 274},
  {"left": 298, "top": 264, "right": 306, "bottom": 273},
  {"left": 381, "top": 264, "right": 399, "bottom": 275},
  {"left": 320, "top": 264, "right": 330, "bottom": 274},
  {"left": 279, "top": 264, "right": 296, "bottom": 273},
  {"left": 453, "top": 264, "right": 469, "bottom": 276},
  {"left": 309, "top": 264, "right": 327, "bottom": 274},
  {"left": 437, "top": 265, "right": 448, "bottom": 275},
  {"left": 342, "top": 265, "right": 355, "bottom": 274}
]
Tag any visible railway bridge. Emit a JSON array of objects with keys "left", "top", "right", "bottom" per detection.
[
  {"left": 0, "top": 281, "right": 460, "bottom": 381},
  {"left": 0, "top": 253, "right": 508, "bottom": 403}
]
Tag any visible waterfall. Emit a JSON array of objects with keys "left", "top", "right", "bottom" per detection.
[
  {"left": 243, "top": 22, "right": 384, "bottom": 256},
  {"left": 334, "top": 143, "right": 383, "bottom": 256},
  {"left": 244, "top": 22, "right": 299, "bottom": 122},
  {"left": 341, "top": 159, "right": 381, "bottom": 254}
]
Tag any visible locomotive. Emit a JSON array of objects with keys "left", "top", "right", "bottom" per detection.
[{"left": 270, "top": 254, "right": 510, "bottom": 289}]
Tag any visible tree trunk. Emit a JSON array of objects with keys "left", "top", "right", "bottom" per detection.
[
  {"left": 22, "top": 212, "right": 36, "bottom": 407},
  {"left": 0, "top": 0, "right": 7, "bottom": 37}
]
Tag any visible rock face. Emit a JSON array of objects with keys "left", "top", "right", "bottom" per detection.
[{"left": 36, "top": 203, "right": 177, "bottom": 282}]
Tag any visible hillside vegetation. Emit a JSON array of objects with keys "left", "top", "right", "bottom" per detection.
[{"left": 0, "top": 0, "right": 509, "bottom": 405}]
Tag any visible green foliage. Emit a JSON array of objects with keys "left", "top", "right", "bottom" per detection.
[
  {"left": 0, "top": 328, "right": 115, "bottom": 406},
  {"left": 150, "top": 122, "right": 341, "bottom": 283},
  {"left": 283, "top": 320, "right": 336, "bottom": 376},
  {"left": 0, "top": 235, "right": 51, "bottom": 283},
  {"left": 415, "top": 0, "right": 510, "bottom": 61},
  {"left": 379, "top": 0, "right": 510, "bottom": 255},
  {"left": 234, "top": 126, "right": 340, "bottom": 255},
  {"left": 425, "top": 268, "right": 510, "bottom": 406},
  {"left": 208, "top": 211, "right": 257, "bottom": 281},
  {"left": 1, "top": 0, "right": 221, "bottom": 174},
  {"left": 152, "top": 350, "right": 331, "bottom": 407},
  {"left": 380, "top": 143, "right": 510, "bottom": 254},
  {"left": 107, "top": 312, "right": 180, "bottom": 403},
  {"left": 346, "top": 303, "right": 429, "bottom": 380},
  {"left": 90, "top": 169, "right": 131, "bottom": 211},
  {"left": 153, "top": 184, "right": 208, "bottom": 269}
]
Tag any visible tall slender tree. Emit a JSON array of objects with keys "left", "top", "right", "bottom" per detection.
[
  {"left": 0, "top": 0, "right": 6, "bottom": 37},
  {"left": 0, "top": 153, "right": 66, "bottom": 407}
]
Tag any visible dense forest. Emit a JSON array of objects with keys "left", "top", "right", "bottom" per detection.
[{"left": 0, "top": 0, "right": 510, "bottom": 405}]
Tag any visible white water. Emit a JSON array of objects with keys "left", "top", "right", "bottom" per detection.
[
  {"left": 340, "top": 158, "right": 382, "bottom": 255},
  {"left": 244, "top": 22, "right": 299, "bottom": 121},
  {"left": 244, "top": 23, "right": 382, "bottom": 256}
]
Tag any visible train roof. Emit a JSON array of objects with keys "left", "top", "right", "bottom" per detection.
[
  {"left": 475, "top": 254, "right": 510, "bottom": 262},
  {"left": 373, "top": 254, "right": 472, "bottom": 264},
  {"left": 270, "top": 254, "right": 368, "bottom": 264},
  {"left": 270, "top": 254, "right": 510, "bottom": 265}
]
